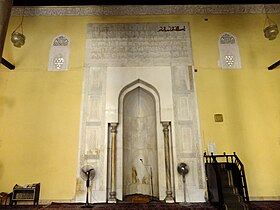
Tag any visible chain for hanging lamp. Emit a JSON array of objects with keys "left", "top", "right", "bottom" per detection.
[
  {"left": 263, "top": 6, "right": 279, "bottom": 40},
  {"left": 11, "top": 6, "right": 26, "bottom": 48}
]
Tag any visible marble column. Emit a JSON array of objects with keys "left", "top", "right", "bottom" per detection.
[
  {"left": 162, "top": 122, "right": 174, "bottom": 203},
  {"left": 108, "top": 123, "right": 118, "bottom": 203}
]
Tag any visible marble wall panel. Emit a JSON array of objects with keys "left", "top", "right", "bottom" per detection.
[
  {"left": 86, "top": 95, "right": 102, "bottom": 122},
  {"left": 87, "top": 67, "right": 105, "bottom": 95},
  {"left": 171, "top": 65, "right": 205, "bottom": 202},
  {"left": 78, "top": 22, "right": 205, "bottom": 203},
  {"left": 105, "top": 66, "right": 173, "bottom": 122},
  {"left": 171, "top": 66, "right": 191, "bottom": 92},
  {"left": 179, "top": 125, "right": 193, "bottom": 154},
  {"left": 85, "top": 126, "right": 101, "bottom": 158},
  {"left": 177, "top": 96, "right": 192, "bottom": 121}
]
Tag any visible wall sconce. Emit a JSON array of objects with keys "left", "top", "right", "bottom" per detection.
[
  {"left": 263, "top": 10, "right": 279, "bottom": 40},
  {"left": 11, "top": 7, "right": 26, "bottom": 48}
]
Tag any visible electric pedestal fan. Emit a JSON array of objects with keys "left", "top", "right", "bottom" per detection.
[
  {"left": 80, "top": 165, "right": 95, "bottom": 208},
  {"left": 177, "top": 162, "right": 190, "bottom": 206}
]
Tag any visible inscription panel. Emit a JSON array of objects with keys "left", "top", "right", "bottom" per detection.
[
  {"left": 86, "top": 23, "right": 193, "bottom": 66},
  {"left": 85, "top": 126, "right": 101, "bottom": 159}
]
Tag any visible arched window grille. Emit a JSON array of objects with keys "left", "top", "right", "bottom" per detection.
[
  {"left": 48, "top": 35, "right": 70, "bottom": 71},
  {"left": 218, "top": 32, "right": 241, "bottom": 69}
]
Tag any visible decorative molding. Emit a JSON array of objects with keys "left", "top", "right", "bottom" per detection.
[{"left": 11, "top": 4, "right": 280, "bottom": 17}]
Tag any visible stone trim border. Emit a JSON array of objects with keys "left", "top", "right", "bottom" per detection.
[{"left": 11, "top": 4, "right": 280, "bottom": 17}]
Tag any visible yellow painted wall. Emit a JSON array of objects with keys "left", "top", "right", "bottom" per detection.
[
  {"left": 0, "top": 11, "right": 279, "bottom": 201},
  {"left": 191, "top": 14, "right": 280, "bottom": 199}
]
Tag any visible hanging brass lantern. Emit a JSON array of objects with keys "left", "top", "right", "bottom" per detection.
[
  {"left": 263, "top": 14, "right": 279, "bottom": 40},
  {"left": 11, "top": 31, "right": 25, "bottom": 48},
  {"left": 11, "top": 6, "right": 26, "bottom": 48}
]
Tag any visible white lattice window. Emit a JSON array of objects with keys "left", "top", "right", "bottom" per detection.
[
  {"left": 218, "top": 32, "right": 241, "bottom": 69},
  {"left": 48, "top": 35, "right": 70, "bottom": 71}
]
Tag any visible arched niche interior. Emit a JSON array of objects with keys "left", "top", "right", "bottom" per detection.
[
  {"left": 117, "top": 79, "right": 166, "bottom": 200},
  {"left": 122, "top": 87, "right": 159, "bottom": 198}
]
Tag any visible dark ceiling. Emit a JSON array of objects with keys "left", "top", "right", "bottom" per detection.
[{"left": 12, "top": 0, "right": 280, "bottom": 6}]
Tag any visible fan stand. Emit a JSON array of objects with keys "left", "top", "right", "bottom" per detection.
[
  {"left": 177, "top": 162, "right": 191, "bottom": 207},
  {"left": 180, "top": 174, "right": 191, "bottom": 206},
  {"left": 81, "top": 170, "right": 94, "bottom": 208}
]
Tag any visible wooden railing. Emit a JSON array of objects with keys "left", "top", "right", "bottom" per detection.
[{"left": 204, "top": 152, "right": 249, "bottom": 204}]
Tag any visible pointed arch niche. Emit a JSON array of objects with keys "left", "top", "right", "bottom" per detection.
[
  {"left": 106, "top": 66, "right": 173, "bottom": 201},
  {"left": 120, "top": 80, "right": 161, "bottom": 198}
]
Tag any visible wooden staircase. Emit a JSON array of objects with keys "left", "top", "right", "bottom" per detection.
[{"left": 204, "top": 153, "right": 249, "bottom": 210}]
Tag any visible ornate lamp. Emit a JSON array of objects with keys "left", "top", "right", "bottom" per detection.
[
  {"left": 11, "top": 7, "right": 26, "bottom": 47},
  {"left": 11, "top": 32, "right": 25, "bottom": 48},
  {"left": 263, "top": 12, "right": 278, "bottom": 40}
]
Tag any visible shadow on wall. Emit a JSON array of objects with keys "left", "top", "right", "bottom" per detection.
[
  {"left": 0, "top": 96, "right": 15, "bottom": 117},
  {"left": 0, "top": 161, "right": 3, "bottom": 181}
]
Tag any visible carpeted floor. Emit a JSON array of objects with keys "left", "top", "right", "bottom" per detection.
[
  {"left": 1, "top": 201, "right": 280, "bottom": 210},
  {"left": 0, "top": 202, "right": 216, "bottom": 210},
  {"left": 249, "top": 201, "right": 280, "bottom": 210},
  {"left": 44, "top": 203, "right": 216, "bottom": 210}
]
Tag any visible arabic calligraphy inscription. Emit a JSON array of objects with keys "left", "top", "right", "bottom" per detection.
[{"left": 86, "top": 23, "right": 192, "bottom": 66}]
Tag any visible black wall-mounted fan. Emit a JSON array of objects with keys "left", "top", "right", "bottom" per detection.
[{"left": 80, "top": 165, "right": 95, "bottom": 208}]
